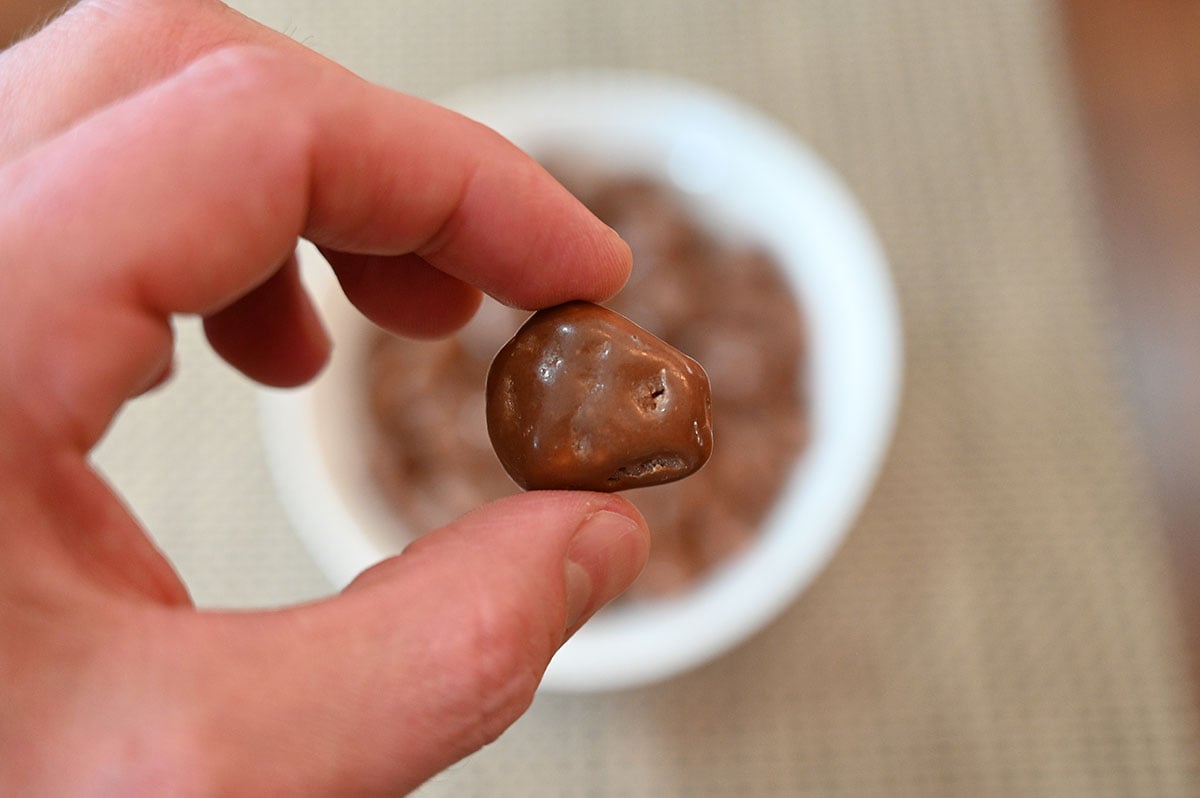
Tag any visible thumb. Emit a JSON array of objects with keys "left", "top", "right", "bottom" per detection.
[{"left": 183, "top": 492, "right": 648, "bottom": 796}]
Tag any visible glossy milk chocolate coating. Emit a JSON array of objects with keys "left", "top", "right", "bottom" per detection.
[{"left": 486, "top": 301, "right": 713, "bottom": 491}]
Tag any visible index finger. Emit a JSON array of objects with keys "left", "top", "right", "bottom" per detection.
[{"left": 0, "top": 44, "right": 631, "bottom": 449}]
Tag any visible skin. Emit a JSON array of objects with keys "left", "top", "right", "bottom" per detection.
[{"left": 0, "top": 1, "right": 650, "bottom": 795}]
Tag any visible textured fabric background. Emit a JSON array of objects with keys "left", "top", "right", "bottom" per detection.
[{"left": 91, "top": 1, "right": 1200, "bottom": 795}]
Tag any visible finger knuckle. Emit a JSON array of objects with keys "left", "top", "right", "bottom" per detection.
[
  {"left": 185, "top": 43, "right": 297, "bottom": 101},
  {"left": 440, "top": 590, "right": 547, "bottom": 752}
]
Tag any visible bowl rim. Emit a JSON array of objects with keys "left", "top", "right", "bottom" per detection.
[{"left": 257, "top": 69, "right": 903, "bottom": 692}]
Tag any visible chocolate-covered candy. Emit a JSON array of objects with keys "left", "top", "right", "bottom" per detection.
[{"left": 486, "top": 301, "right": 713, "bottom": 492}]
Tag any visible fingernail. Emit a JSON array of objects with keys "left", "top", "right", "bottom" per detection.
[{"left": 563, "top": 508, "right": 647, "bottom": 631}]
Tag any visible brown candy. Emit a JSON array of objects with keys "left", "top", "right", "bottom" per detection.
[{"left": 486, "top": 301, "right": 713, "bottom": 492}]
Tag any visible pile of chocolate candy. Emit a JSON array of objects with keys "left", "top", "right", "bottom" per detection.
[{"left": 364, "top": 167, "right": 807, "bottom": 599}]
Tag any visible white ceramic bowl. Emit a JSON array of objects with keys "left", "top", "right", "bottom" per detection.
[{"left": 258, "top": 71, "right": 902, "bottom": 692}]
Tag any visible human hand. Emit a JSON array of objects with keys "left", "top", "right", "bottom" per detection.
[{"left": 0, "top": 2, "right": 649, "bottom": 795}]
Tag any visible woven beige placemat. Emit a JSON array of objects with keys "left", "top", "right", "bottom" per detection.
[{"left": 92, "top": 1, "right": 1200, "bottom": 795}]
